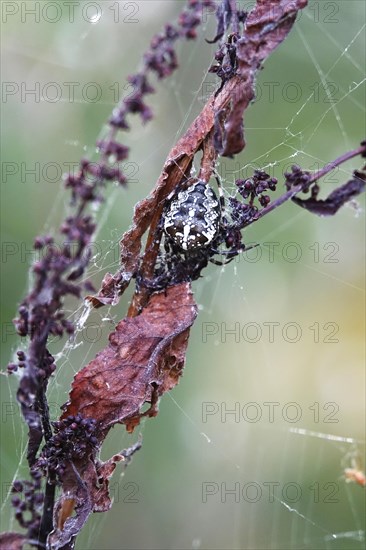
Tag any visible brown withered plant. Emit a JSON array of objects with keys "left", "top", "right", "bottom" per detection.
[{"left": 2, "top": 1, "right": 365, "bottom": 549}]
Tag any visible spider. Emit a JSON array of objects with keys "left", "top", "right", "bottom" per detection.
[
  {"left": 163, "top": 179, "right": 222, "bottom": 252},
  {"left": 137, "top": 175, "right": 260, "bottom": 291}
]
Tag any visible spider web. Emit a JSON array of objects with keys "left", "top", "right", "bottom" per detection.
[{"left": 1, "top": 2, "right": 365, "bottom": 549}]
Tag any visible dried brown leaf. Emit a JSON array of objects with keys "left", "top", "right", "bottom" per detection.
[
  {"left": 292, "top": 171, "right": 366, "bottom": 215},
  {"left": 90, "top": 0, "right": 308, "bottom": 312},
  {"left": 64, "top": 283, "right": 197, "bottom": 433},
  {"left": 50, "top": 283, "right": 196, "bottom": 548},
  {"left": 49, "top": 440, "right": 142, "bottom": 550},
  {"left": 220, "top": 0, "right": 308, "bottom": 156}
]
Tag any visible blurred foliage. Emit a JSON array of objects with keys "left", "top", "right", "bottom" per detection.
[{"left": 1, "top": 2, "right": 365, "bottom": 549}]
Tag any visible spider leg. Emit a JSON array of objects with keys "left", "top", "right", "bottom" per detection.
[
  {"left": 213, "top": 242, "right": 259, "bottom": 256},
  {"left": 209, "top": 242, "right": 259, "bottom": 265},
  {"left": 209, "top": 256, "right": 235, "bottom": 266},
  {"left": 240, "top": 242, "right": 259, "bottom": 254},
  {"left": 158, "top": 238, "right": 176, "bottom": 281},
  {"left": 214, "top": 174, "right": 226, "bottom": 216}
]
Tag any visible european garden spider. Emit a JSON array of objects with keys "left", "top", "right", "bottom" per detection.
[{"left": 137, "top": 171, "right": 277, "bottom": 291}]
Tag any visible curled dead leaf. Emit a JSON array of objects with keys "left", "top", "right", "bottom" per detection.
[
  {"left": 63, "top": 283, "right": 197, "bottom": 434},
  {"left": 50, "top": 283, "right": 196, "bottom": 549},
  {"left": 292, "top": 171, "right": 366, "bottom": 215}
]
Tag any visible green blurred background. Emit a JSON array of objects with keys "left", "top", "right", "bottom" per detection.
[{"left": 1, "top": 1, "right": 365, "bottom": 549}]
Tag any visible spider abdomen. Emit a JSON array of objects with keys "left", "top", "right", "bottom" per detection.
[{"left": 164, "top": 181, "right": 220, "bottom": 251}]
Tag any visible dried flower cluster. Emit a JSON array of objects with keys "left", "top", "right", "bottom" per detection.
[
  {"left": 4, "top": 2, "right": 216, "bottom": 548},
  {"left": 109, "top": 0, "right": 216, "bottom": 129},
  {"left": 37, "top": 416, "right": 98, "bottom": 482},
  {"left": 9, "top": 0, "right": 216, "bottom": 458},
  {"left": 11, "top": 473, "right": 43, "bottom": 543}
]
